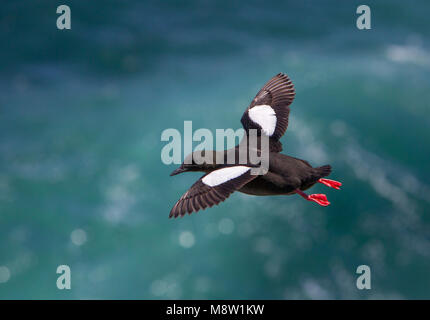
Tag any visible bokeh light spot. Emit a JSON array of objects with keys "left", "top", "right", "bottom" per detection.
[
  {"left": 218, "top": 218, "right": 235, "bottom": 234},
  {"left": 0, "top": 266, "right": 11, "bottom": 283},
  {"left": 179, "top": 231, "right": 195, "bottom": 248},
  {"left": 71, "top": 229, "right": 87, "bottom": 246}
]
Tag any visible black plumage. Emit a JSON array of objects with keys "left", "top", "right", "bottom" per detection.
[{"left": 169, "top": 73, "right": 341, "bottom": 218}]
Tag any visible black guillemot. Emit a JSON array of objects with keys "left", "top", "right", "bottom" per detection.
[{"left": 169, "top": 73, "right": 341, "bottom": 218}]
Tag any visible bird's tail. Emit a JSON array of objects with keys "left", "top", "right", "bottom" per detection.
[{"left": 314, "top": 165, "right": 332, "bottom": 178}]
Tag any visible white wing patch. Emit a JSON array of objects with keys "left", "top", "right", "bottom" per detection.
[
  {"left": 248, "top": 105, "right": 277, "bottom": 136},
  {"left": 202, "top": 166, "right": 251, "bottom": 187}
]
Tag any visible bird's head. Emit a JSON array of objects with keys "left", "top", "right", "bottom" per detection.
[{"left": 170, "top": 151, "right": 216, "bottom": 176}]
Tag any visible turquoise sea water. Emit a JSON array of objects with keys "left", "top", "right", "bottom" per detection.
[{"left": 1, "top": 0, "right": 430, "bottom": 299}]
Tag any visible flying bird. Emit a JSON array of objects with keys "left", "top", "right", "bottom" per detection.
[{"left": 169, "top": 73, "right": 341, "bottom": 218}]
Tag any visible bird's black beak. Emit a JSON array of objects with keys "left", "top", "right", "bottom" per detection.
[{"left": 170, "top": 167, "right": 186, "bottom": 176}]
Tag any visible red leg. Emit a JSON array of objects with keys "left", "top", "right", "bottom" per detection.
[
  {"left": 296, "top": 189, "right": 330, "bottom": 207},
  {"left": 318, "top": 178, "right": 342, "bottom": 190}
]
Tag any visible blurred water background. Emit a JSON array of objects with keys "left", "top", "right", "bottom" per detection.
[{"left": 0, "top": 0, "right": 430, "bottom": 299}]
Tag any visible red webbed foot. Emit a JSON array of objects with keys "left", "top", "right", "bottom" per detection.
[
  {"left": 296, "top": 189, "right": 330, "bottom": 207},
  {"left": 308, "top": 193, "right": 330, "bottom": 206},
  {"left": 318, "top": 178, "right": 342, "bottom": 190}
]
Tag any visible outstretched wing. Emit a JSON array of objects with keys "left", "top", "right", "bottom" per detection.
[
  {"left": 169, "top": 166, "right": 258, "bottom": 218},
  {"left": 240, "top": 73, "right": 295, "bottom": 151}
]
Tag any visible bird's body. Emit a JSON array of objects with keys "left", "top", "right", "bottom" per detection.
[
  {"left": 238, "top": 152, "right": 330, "bottom": 196},
  {"left": 169, "top": 73, "right": 341, "bottom": 218}
]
